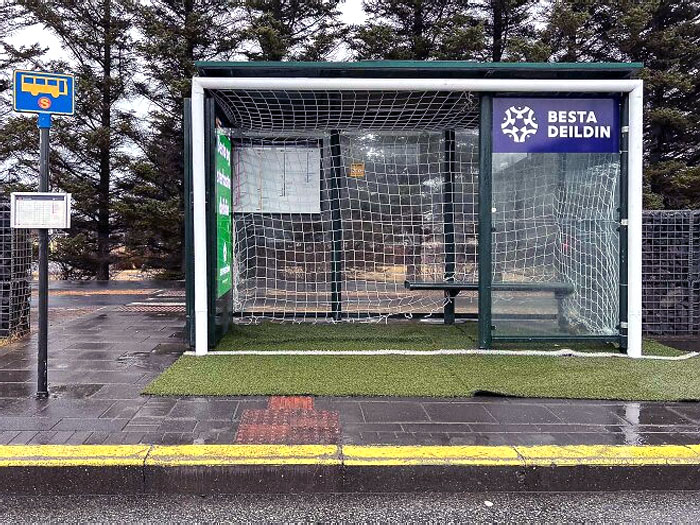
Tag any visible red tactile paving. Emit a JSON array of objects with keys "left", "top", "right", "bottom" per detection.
[{"left": 235, "top": 397, "right": 340, "bottom": 444}]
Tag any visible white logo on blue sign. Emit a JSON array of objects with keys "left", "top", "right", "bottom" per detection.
[
  {"left": 501, "top": 105, "right": 539, "bottom": 143},
  {"left": 493, "top": 98, "right": 619, "bottom": 154}
]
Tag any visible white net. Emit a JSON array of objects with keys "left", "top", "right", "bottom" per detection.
[
  {"left": 215, "top": 88, "right": 619, "bottom": 334},
  {"left": 215, "top": 90, "right": 479, "bottom": 132},
  {"left": 215, "top": 89, "right": 480, "bottom": 321},
  {"left": 492, "top": 153, "right": 620, "bottom": 335}
]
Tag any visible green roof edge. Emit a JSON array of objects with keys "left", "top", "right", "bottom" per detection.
[{"left": 195, "top": 60, "right": 643, "bottom": 70}]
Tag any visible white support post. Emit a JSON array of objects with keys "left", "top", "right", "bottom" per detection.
[
  {"left": 627, "top": 81, "right": 644, "bottom": 357},
  {"left": 192, "top": 80, "right": 208, "bottom": 356}
]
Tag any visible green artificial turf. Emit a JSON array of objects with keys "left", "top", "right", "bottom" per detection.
[
  {"left": 212, "top": 321, "right": 685, "bottom": 355},
  {"left": 144, "top": 321, "right": 698, "bottom": 401},
  {"left": 145, "top": 352, "right": 700, "bottom": 401},
  {"left": 215, "top": 321, "right": 479, "bottom": 351}
]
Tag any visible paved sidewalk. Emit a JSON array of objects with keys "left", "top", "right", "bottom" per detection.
[{"left": 1, "top": 284, "right": 699, "bottom": 447}]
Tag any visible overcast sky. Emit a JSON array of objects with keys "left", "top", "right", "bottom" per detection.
[
  {"left": 6, "top": 1, "right": 369, "bottom": 122},
  {"left": 341, "top": 0, "right": 366, "bottom": 24},
  {"left": 10, "top": 0, "right": 368, "bottom": 61}
]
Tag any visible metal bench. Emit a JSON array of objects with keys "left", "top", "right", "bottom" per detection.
[{"left": 404, "top": 280, "right": 574, "bottom": 325}]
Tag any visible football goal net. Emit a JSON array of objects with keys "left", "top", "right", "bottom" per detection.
[
  {"left": 217, "top": 89, "right": 480, "bottom": 322},
  {"left": 214, "top": 89, "right": 616, "bottom": 334}
]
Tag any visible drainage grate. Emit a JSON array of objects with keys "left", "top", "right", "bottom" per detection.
[
  {"left": 155, "top": 290, "right": 186, "bottom": 297},
  {"left": 116, "top": 305, "right": 186, "bottom": 313}
]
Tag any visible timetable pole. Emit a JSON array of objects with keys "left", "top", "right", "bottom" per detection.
[{"left": 37, "top": 113, "right": 51, "bottom": 398}]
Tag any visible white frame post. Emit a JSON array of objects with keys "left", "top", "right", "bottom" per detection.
[
  {"left": 190, "top": 76, "right": 644, "bottom": 357},
  {"left": 191, "top": 82, "right": 208, "bottom": 356},
  {"left": 626, "top": 83, "right": 644, "bottom": 358}
]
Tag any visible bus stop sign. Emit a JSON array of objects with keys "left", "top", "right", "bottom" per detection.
[
  {"left": 13, "top": 70, "right": 75, "bottom": 115},
  {"left": 12, "top": 70, "right": 75, "bottom": 399}
]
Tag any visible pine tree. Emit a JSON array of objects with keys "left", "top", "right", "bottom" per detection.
[
  {"left": 118, "top": 0, "right": 242, "bottom": 274},
  {"left": 352, "top": 0, "right": 483, "bottom": 60},
  {"left": 471, "top": 0, "right": 545, "bottom": 62},
  {"left": 606, "top": 1, "right": 700, "bottom": 209},
  {"left": 545, "top": 0, "right": 700, "bottom": 208},
  {"left": 542, "top": 0, "right": 609, "bottom": 62},
  {"left": 0, "top": 0, "right": 43, "bottom": 190},
  {"left": 17, "top": 0, "right": 136, "bottom": 279},
  {"left": 241, "top": 0, "right": 346, "bottom": 61}
]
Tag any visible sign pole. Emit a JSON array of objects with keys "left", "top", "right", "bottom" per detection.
[
  {"left": 12, "top": 69, "right": 75, "bottom": 396},
  {"left": 37, "top": 113, "right": 51, "bottom": 398}
]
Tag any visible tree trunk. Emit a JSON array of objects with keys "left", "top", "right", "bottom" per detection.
[
  {"left": 97, "top": 0, "right": 111, "bottom": 280},
  {"left": 412, "top": 1, "right": 428, "bottom": 60},
  {"left": 492, "top": 0, "right": 504, "bottom": 62}
]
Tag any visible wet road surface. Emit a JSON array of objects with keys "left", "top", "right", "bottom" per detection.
[{"left": 1, "top": 491, "right": 699, "bottom": 523}]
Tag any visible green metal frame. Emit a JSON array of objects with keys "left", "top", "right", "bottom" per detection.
[
  {"left": 183, "top": 98, "right": 195, "bottom": 348},
  {"left": 483, "top": 93, "right": 625, "bottom": 347},
  {"left": 204, "top": 96, "right": 217, "bottom": 347},
  {"left": 478, "top": 95, "right": 493, "bottom": 349},
  {"left": 205, "top": 97, "right": 238, "bottom": 348},
  {"left": 494, "top": 335, "right": 621, "bottom": 344},
  {"left": 329, "top": 130, "right": 344, "bottom": 320},
  {"left": 195, "top": 61, "right": 643, "bottom": 80},
  {"left": 443, "top": 129, "right": 457, "bottom": 325}
]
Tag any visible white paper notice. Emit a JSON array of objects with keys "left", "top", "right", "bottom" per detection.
[{"left": 11, "top": 193, "right": 71, "bottom": 229}]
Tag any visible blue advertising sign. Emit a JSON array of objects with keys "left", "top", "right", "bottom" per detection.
[
  {"left": 493, "top": 98, "right": 619, "bottom": 154},
  {"left": 13, "top": 70, "right": 75, "bottom": 115}
]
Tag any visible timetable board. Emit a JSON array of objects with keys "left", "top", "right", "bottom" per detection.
[
  {"left": 10, "top": 192, "right": 71, "bottom": 229},
  {"left": 233, "top": 146, "right": 321, "bottom": 214}
]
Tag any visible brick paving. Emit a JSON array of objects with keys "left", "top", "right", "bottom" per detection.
[{"left": 0, "top": 283, "right": 699, "bottom": 446}]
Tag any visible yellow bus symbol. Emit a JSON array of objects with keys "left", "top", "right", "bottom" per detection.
[{"left": 20, "top": 74, "right": 68, "bottom": 98}]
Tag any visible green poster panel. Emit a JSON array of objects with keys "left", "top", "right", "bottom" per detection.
[{"left": 215, "top": 131, "right": 232, "bottom": 298}]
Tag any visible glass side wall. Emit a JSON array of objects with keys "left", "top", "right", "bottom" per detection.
[{"left": 491, "top": 152, "right": 620, "bottom": 337}]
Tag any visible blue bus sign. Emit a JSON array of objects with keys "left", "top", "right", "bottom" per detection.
[{"left": 13, "top": 70, "right": 75, "bottom": 115}]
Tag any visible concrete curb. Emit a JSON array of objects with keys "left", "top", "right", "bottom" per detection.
[{"left": 1, "top": 444, "right": 700, "bottom": 494}]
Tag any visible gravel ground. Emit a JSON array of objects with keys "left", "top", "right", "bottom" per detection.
[{"left": 1, "top": 491, "right": 699, "bottom": 523}]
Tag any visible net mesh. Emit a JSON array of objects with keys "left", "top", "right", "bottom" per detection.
[
  {"left": 214, "top": 90, "right": 479, "bottom": 132},
  {"left": 492, "top": 153, "right": 620, "bottom": 335},
  {"left": 215, "top": 88, "right": 619, "bottom": 334},
  {"left": 218, "top": 89, "right": 479, "bottom": 321},
  {"left": 229, "top": 129, "right": 479, "bottom": 321},
  {"left": 0, "top": 199, "right": 31, "bottom": 339}
]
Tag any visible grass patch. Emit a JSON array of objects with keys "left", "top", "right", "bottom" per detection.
[
  {"left": 145, "top": 352, "right": 700, "bottom": 401},
  {"left": 215, "top": 321, "right": 479, "bottom": 351},
  {"left": 144, "top": 322, "right": 696, "bottom": 400},
  {"left": 213, "top": 321, "right": 682, "bottom": 356},
  {"left": 145, "top": 322, "right": 700, "bottom": 401}
]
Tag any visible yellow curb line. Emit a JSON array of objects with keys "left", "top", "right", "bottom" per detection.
[
  {"left": 147, "top": 445, "right": 341, "bottom": 466},
  {"left": 343, "top": 445, "right": 523, "bottom": 466},
  {"left": 0, "top": 445, "right": 151, "bottom": 467},
  {"left": 0, "top": 444, "right": 699, "bottom": 468}
]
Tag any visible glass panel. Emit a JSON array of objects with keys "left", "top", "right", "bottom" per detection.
[{"left": 491, "top": 152, "right": 620, "bottom": 337}]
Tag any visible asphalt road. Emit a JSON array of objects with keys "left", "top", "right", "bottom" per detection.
[
  {"left": 29, "top": 280, "right": 183, "bottom": 308},
  {"left": 1, "top": 491, "right": 699, "bottom": 523}
]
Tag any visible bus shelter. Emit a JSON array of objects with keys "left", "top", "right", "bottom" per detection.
[{"left": 183, "top": 61, "right": 643, "bottom": 357}]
